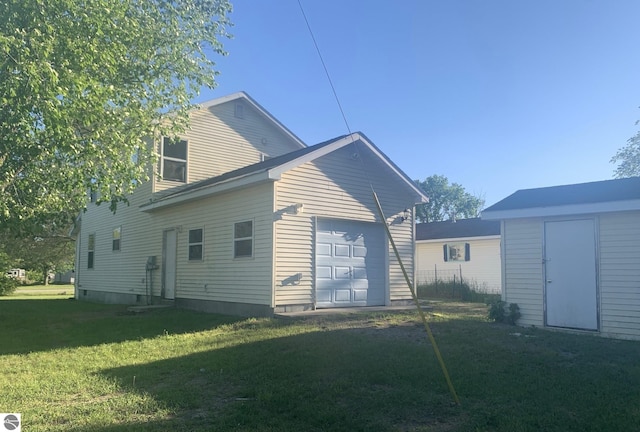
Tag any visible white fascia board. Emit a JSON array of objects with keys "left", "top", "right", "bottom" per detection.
[
  {"left": 197, "top": 92, "right": 306, "bottom": 149},
  {"left": 416, "top": 235, "right": 500, "bottom": 244},
  {"left": 481, "top": 199, "right": 640, "bottom": 220},
  {"left": 140, "top": 171, "right": 272, "bottom": 212}
]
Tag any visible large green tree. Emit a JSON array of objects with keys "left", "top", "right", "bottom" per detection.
[
  {"left": 611, "top": 123, "right": 640, "bottom": 178},
  {"left": 0, "top": 0, "right": 232, "bottom": 234},
  {"left": 0, "top": 229, "right": 75, "bottom": 284},
  {"left": 414, "top": 175, "right": 485, "bottom": 223}
]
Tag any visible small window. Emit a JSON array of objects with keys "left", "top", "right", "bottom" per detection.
[
  {"left": 89, "top": 190, "right": 97, "bottom": 203},
  {"left": 112, "top": 227, "right": 121, "bottom": 251},
  {"left": 88, "top": 233, "right": 95, "bottom": 269},
  {"left": 234, "top": 220, "right": 253, "bottom": 258},
  {"left": 443, "top": 243, "right": 470, "bottom": 262},
  {"left": 161, "top": 137, "right": 187, "bottom": 182},
  {"left": 234, "top": 103, "right": 244, "bottom": 119},
  {"left": 188, "top": 228, "right": 204, "bottom": 261}
]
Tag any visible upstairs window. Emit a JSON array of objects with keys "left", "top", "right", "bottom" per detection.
[
  {"left": 234, "top": 220, "right": 253, "bottom": 258},
  {"left": 112, "top": 227, "right": 121, "bottom": 251},
  {"left": 443, "top": 243, "right": 470, "bottom": 262},
  {"left": 88, "top": 234, "right": 95, "bottom": 269},
  {"left": 188, "top": 228, "right": 204, "bottom": 261},
  {"left": 161, "top": 137, "right": 187, "bottom": 182}
]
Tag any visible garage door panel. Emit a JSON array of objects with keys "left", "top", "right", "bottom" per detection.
[
  {"left": 315, "top": 219, "right": 385, "bottom": 308},
  {"left": 334, "top": 289, "right": 351, "bottom": 302},
  {"left": 317, "top": 266, "right": 332, "bottom": 279},
  {"left": 353, "top": 267, "right": 367, "bottom": 279},
  {"left": 317, "top": 243, "right": 332, "bottom": 256}
]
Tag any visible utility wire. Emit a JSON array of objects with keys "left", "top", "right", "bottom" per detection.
[
  {"left": 296, "top": 0, "right": 352, "bottom": 135},
  {"left": 296, "top": 1, "right": 461, "bottom": 405}
]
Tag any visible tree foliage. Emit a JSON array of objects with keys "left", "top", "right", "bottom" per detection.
[
  {"left": 611, "top": 125, "right": 640, "bottom": 178},
  {"left": 414, "top": 175, "right": 485, "bottom": 223},
  {"left": 0, "top": 0, "right": 232, "bottom": 234},
  {"left": 0, "top": 229, "right": 75, "bottom": 284}
]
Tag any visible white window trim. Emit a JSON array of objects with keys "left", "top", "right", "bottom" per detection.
[
  {"left": 88, "top": 233, "right": 96, "bottom": 269},
  {"left": 188, "top": 227, "right": 204, "bottom": 261},
  {"left": 233, "top": 219, "right": 254, "bottom": 259},
  {"left": 112, "top": 226, "right": 121, "bottom": 252},
  {"left": 160, "top": 137, "right": 188, "bottom": 183}
]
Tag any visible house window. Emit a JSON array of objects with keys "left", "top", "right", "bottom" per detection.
[
  {"left": 234, "top": 220, "right": 253, "bottom": 258},
  {"left": 88, "top": 234, "right": 95, "bottom": 269},
  {"left": 188, "top": 228, "right": 204, "bottom": 261},
  {"left": 443, "top": 243, "right": 470, "bottom": 262},
  {"left": 112, "top": 227, "right": 121, "bottom": 251},
  {"left": 89, "top": 190, "right": 97, "bottom": 203},
  {"left": 161, "top": 137, "right": 187, "bottom": 182}
]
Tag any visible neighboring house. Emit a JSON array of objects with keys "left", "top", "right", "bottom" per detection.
[
  {"left": 74, "top": 92, "right": 427, "bottom": 316},
  {"left": 482, "top": 177, "right": 640, "bottom": 340},
  {"left": 415, "top": 218, "right": 501, "bottom": 293}
]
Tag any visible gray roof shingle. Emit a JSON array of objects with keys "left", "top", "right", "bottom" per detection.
[
  {"left": 416, "top": 218, "right": 500, "bottom": 240},
  {"left": 483, "top": 177, "right": 640, "bottom": 213}
]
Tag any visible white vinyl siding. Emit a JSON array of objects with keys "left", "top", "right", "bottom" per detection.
[
  {"left": 154, "top": 100, "right": 303, "bottom": 193},
  {"left": 502, "top": 218, "right": 544, "bottom": 327},
  {"left": 416, "top": 237, "right": 501, "bottom": 293},
  {"left": 153, "top": 184, "right": 274, "bottom": 304},
  {"left": 599, "top": 211, "right": 640, "bottom": 339},
  {"left": 274, "top": 144, "right": 417, "bottom": 307}
]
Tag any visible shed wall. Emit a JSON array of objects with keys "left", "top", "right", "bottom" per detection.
[
  {"left": 599, "top": 211, "right": 640, "bottom": 339},
  {"left": 502, "top": 218, "right": 544, "bottom": 327}
]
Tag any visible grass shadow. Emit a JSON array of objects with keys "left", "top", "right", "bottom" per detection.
[{"left": 0, "top": 298, "right": 243, "bottom": 355}]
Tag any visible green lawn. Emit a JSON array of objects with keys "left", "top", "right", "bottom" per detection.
[{"left": 1, "top": 295, "right": 639, "bottom": 431}]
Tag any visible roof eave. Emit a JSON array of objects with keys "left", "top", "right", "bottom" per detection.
[
  {"left": 140, "top": 171, "right": 273, "bottom": 212},
  {"left": 482, "top": 199, "right": 640, "bottom": 220}
]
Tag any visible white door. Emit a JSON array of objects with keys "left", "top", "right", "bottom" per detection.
[
  {"left": 315, "top": 219, "right": 385, "bottom": 308},
  {"left": 163, "top": 229, "right": 177, "bottom": 300},
  {"left": 544, "top": 219, "right": 598, "bottom": 330}
]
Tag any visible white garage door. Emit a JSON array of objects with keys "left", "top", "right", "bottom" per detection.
[{"left": 315, "top": 219, "right": 386, "bottom": 308}]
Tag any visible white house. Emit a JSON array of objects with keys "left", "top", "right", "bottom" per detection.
[
  {"left": 415, "top": 218, "right": 501, "bottom": 293},
  {"left": 74, "top": 92, "right": 427, "bottom": 316},
  {"left": 482, "top": 177, "right": 640, "bottom": 340}
]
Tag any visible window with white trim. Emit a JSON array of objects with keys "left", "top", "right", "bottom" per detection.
[
  {"left": 161, "top": 137, "right": 187, "bottom": 182},
  {"left": 443, "top": 243, "right": 470, "bottom": 262},
  {"left": 234, "top": 221, "right": 253, "bottom": 258},
  {"left": 188, "top": 228, "right": 204, "bottom": 261},
  {"left": 112, "top": 227, "right": 121, "bottom": 251},
  {"left": 88, "top": 233, "right": 95, "bottom": 269}
]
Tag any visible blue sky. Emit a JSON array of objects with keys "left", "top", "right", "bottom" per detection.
[{"left": 197, "top": 0, "right": 640, "bottom": 207}]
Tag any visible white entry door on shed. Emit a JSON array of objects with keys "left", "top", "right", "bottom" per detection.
[
  {"left": 544, "top": 219, "right": 598, "bottom": 330},
  {"left": 315, "top": 219, "right": 386, "bottom": 308}
]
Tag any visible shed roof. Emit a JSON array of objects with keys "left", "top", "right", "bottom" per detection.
[
  {"left": 482, "top": 177, "right": 640, "bottom": 220},
  {"left": 416, "top": 218, "right": 500, "bottom": 241}
]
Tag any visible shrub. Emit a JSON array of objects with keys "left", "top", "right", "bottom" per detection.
[
  {"left": 487, "top": 300, "right": 520, "bottom": 325},
  {"left": 0, "top": 275, "right": 19, "bottom": 296}
]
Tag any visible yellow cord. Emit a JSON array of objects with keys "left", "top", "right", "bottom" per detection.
[{"left": 372, "top": 191, "right": 460, "bottom": 405}]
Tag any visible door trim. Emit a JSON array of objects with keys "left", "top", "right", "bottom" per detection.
[
  {"left": 162, "top": 229, "right": 177, "bottom": 300},
  {"left": 543, "top": 217, "right": 599, "bottom": 331}
]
